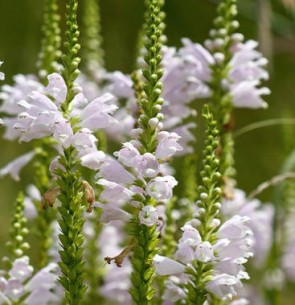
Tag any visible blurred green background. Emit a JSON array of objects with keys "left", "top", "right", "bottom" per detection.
[{"left": 0, "top": 0, "right": 295, "bottom": 300}]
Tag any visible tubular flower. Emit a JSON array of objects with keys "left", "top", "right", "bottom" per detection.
[{"left": 153, "top": 215, "right": 254, "bottom": 302}]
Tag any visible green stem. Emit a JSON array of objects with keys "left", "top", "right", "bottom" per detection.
[
  {"left": 5, "top": 193, "right": 30, "bottom": 268},
  {"left": 81, "top": 0, "right": 105, "bottom": 78},
  {"left": 185, "top": 106, "right": 222, "bottom": 304},
  {"left": 37, "top": 0, "right": 61, "bottom": 81},
  {"left": 57, "top": 147, "right": 86, "bottom": 305},
  {"left": 129, "top": 0, "right": 166, "bottom": 303},
  {"left": 61, "top": 0, "right": 80, "bottom": 113},
  {"left": 130, "top": 219, "right": 159, "bottom": 305},
  {"left": 209, "top": 0, "right": 238, "bottom": 186},
  {"left": 233, "top": 118, "right": 295, "bottom": 138},
  {"left": 34, "top": 140, "right": 57, "bottom": 268}
]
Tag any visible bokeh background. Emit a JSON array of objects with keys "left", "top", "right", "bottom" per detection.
[{"left": 0, "top": 0, "right": 295, "bottom": 302}]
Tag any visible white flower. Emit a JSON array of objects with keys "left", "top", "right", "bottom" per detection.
[
  {"left": 79, "top": 93, "right": 118, "bottom": 130},
  {"left": 4, "top": 278, "right": 25, "bottom": 301},
  {"left": 114, "top": 142, "right": 141, "bottom": 168},
  {"left": 0, "top": 151, "right": 35, "bottom": 181},
  {"left": 99, "top": 158, "right": 135, "bottom": 185},
  {"left": 206, "top": 273, "right": 242, "bottom": 299},
  {"left": 146, "top": 175, "right": 178, "bottom": 201},
  {"left": 163, "top": 277, "right": 186, "bottom": 302},
  {"left": 80, "top": 150, "right": 106, "bottom": 170},
  {"left": 195, "top": 241, "right": 214, "bottom": 263},
  {"left": 156, "top": 131, "right": 183, "bottom": 159},
  {"left": 44, "top": 73, "right": 67, "bottom": 106},
  {"left": 98, "top": 179, "right": 134, "bottom": 205},
  {"left": 138, "top": 153, "right": 160, "bottom": 178},
  {"left": 9, "top": 257, "right": 34, "bottom": 282},
  {"left": 0, "top": 61, "right": 4, "bottom": 81},
  {"left": 99, "top": 204, "right": 132, "bottom": 223},
  {"left": 153, "top": 255, "right": 185, "bottom": 276},
  {"left": 139, "top": 206, "right": 158, "bottom": 227},
  {"left": 26, "top": 263, "right": 59, "bottom": 305}
]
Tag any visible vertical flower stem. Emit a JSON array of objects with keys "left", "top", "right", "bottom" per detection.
[
  {"left": 129, "top": 0, "right": 166, "bottom": 304},
  {"left": 56, "top": 0, "right": 87, "bottom": 304},
  {"left": 185, "top": 106, "right": 222, "bottom": 304},
  {"left": 61, "top": 0, "right": 80, "bottom": 113},
  {"left": 209, "top": 0, "right": 238, "bottom": 190},
  {"left": 34, "top": 140, "right": 57, "bottom": 268},
  {"left": 37, "top": 0, "right": 61, "bottom": 81},
  {"left": 81, "top": 0, "right": 105, "bottom": 79},
  {"left": 57, "top": 148, "right": 86, "bottom": 305},
  {"left": 5, "top": 192, "right": 30, "bottom": 269}
]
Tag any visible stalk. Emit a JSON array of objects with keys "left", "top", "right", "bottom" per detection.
[{"left": 129, "top": 0, "right": 166, "bottom": 304}]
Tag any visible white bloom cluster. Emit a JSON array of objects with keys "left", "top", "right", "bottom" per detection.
[
  {"left": 0, "top": 73, "right": 118, "bottom": 180},
  {"left": 180, "top": 34, "right": 270, "bottom": 108},
  {"left": 103, "top": 46, "right": 197, "bottom": 154},
  {"left": 96, "top": 131, "right": 181, "bottom": 224},
  {"left": 0, "top": 256, "right": 58, "bottom": 305},
  {"left": 153, "top": 215, "right": 254, "bottom": 302},
  {"left": 222, "top": 189, "right": 274, "bottom": 267}
]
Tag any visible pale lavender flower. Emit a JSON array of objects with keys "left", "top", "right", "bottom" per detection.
[
  {"left": 179, "top": 35, "right": 270, "bottom": 109},
  {"left": 153, "top": 255, "right": 185, "bottom": 276},
  {"left": 44, "top": 73, "right": 67, "bottom": 106},
  {"left": 138, "top": 153, "right": 160, "bottom": 178},
  {"left": 162, "top": 276, "right": 186, "bottom": 302},
  {"left": 155, "top": 131, "right": 183, "bottom": 159},
  {"left": 0, "top": 151, "right": 35, "bottom": 181},
  {"left": 1, "top": 278, "right": 25, "bottom": 301},
  {"left": 154, "top": 214, "right": 253, "bottom": 301},
  {"left": 103, "top": 46, "right": 198, "bottom": 154},
  {"left": 0, "top": 256, "right": 58, "bottom": 305},
  {"left": 26, "top": 263, "right": 59, "bottom": 305},
  {"left": 222, "top": 189, "right": 274, "bottom": 267},
  {"left": 206, "top": 274, "right": 242, "bottom": 300},
  {"left": 195, "top": 241, "right": 214, "bottom": 263},
  {"left": 9, "top": 256, "right": 33, "bottom": 282},
  {"left": 230, "top": 81, "right": 270, "bottom": 109},
  {"left": 1, "top": 73, "right": 117, "bottom": 171},
  {"left": 0, "top": 61, "right": 4, "bottom": 81},
  {"left": 139, "top": 206, "right": 158, "bottom": 227},
  {"left": 98, "top": 179, "right": 134, "bottom": 205},
  {"left": 114, "top": 142, "right": 141, "bottom": 168},
  {"left": 146, "top": 176, "right": 178, "bottom": 202},
  {"left": 99, "top": 158, "right": 135, "bottom": 185},
  {"left": 0, "top": 74, "right": 42, "bottom": 116}
]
